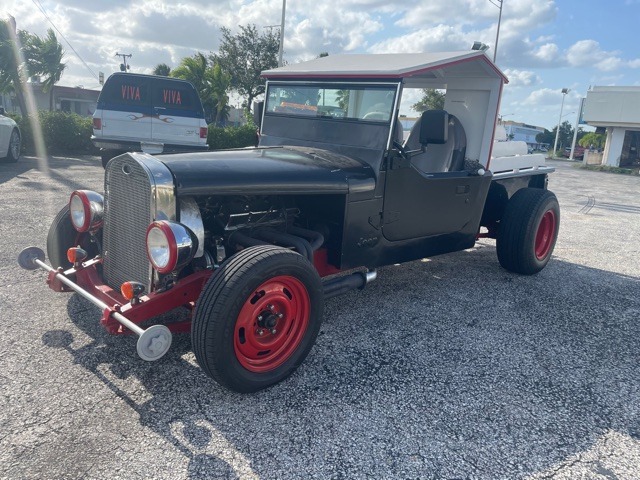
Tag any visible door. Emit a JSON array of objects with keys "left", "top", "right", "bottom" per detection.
[
  {"left": 99, "top": 75, "right": 152, "bottom": 143},
  {"left": 382, "top": 161, "right": 491, "bottom": 242},
  {"left": 151, "top": 79, "right": 204, "bottom": 148}
]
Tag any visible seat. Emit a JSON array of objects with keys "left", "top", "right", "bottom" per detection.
[{"left": 404, "top": 112, "right": 467, "bottom": 172}]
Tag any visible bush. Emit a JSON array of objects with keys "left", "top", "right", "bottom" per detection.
[
  {"left": 207, "top": 123, "right": 257, "bottom": 150},
  {"left": 7, "top": 111, "right": 98, "bottom": 156}
]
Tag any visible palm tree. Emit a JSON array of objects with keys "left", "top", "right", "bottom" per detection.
[
  {"left": 209, "top": 63, "right": 230, "bottom": 126},
  {"left": 152, "top": 63, "right": 171, "bottom": 76},
  {"left": 31, "top": 29, "right": 66, "bottom": 111},
  {"left": 172, "top": 53, "right": 231, "bottom": 125}
]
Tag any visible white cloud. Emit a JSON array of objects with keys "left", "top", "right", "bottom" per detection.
[
  {"left": 566, "top": 39, "right": 625, "bottom": 72},
  {"left": 503, "top": 69, "right": 541, "bottom": 87}
]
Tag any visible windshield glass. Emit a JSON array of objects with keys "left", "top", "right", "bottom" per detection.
[{"left": 265, "top": 83, "right": 397, "bottom": 123}]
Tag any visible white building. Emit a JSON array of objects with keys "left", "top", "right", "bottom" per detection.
[
  {"left": 501, "top": 121, "right": 547, "bottom": 150},
  {"left": 583, "top": 86, "right": 640, "bottom": 168}
]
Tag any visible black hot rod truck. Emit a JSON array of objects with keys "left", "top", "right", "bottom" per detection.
[{"left": 19, "top": 51, "right": 559, "bottom": 392}]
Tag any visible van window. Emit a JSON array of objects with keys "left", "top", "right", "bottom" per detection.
[
  {"left": 100, "top": 75, "right": 150, "bottom": 108},
  {"left": 152, "top": 80, "right": 198, "bottom": 112}
]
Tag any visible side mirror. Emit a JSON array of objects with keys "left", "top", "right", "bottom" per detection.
[
  {"left": 253, "top": 101, "right": 264, "bottom": 129},
  {"left": 419, "top": 110, "right": 448, "bottom": 145},
  {"left": 0, "top": 107, "right": 5, "bottom": 115}
]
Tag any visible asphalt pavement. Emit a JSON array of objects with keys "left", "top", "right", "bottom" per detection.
[{"left": 1, "top": 155, "right": 639, "bottom": 479}]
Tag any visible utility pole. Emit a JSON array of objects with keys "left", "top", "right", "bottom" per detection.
[
  {"left": 278, "top": 0, "right": 286, "bottom": 67},
  {"left": 553, "top": 88, "right": 570, "bottom": 157},
  {"left": 115, "top": 52, "right": 132, "bottom": 72}
]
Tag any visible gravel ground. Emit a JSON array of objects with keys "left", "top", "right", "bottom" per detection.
[{"left": 1, "top": 155, "right": 639, "bottom": 479}]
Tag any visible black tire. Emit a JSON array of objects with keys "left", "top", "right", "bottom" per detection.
[
  {"left": 2, "top": 128, "right": 20, "bottom": 163},
  {"left": 46, "top": 205, "right": 100, "bottom": 269},
  {"left": 101, "top": 150, "right": 121, "bottom": 169},
  {"left": 496, "top": 188, "right": 560, "bottom": 275},
  {"left": 192, "top": 245, "right": 324, "bottom": 393}
]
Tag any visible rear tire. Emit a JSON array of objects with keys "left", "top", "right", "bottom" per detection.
[
  {"left": 46, "top": 205, "right": 100, "bottom": 269},
  {"left": 192, "top": 245, "right": 324, "bottom": 393},
  {"left": 496, "top": 188, "right": 559, "bottom": 275}
]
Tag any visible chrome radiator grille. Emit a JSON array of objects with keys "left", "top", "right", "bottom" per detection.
[{"left": 103, "top": 155, "right": 154, "bottom": 290}]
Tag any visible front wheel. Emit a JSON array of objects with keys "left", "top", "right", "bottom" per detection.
[
  {"left": 46, "top": 205, "right": 101, "bottom": 269},
  {"left": 192, "top": 245, "right": 324, "bottom": 393},
  {"left": 496, "top": 188, "right": 560, "bottom": 275}
]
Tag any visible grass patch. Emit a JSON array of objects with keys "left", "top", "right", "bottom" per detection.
[{"left": 575, "top": 164, "right": 640, "bottom": 176}]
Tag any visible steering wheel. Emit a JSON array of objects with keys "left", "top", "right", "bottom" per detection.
[{"left": 363, "top": 111, "right": 388, "bottom": 120}]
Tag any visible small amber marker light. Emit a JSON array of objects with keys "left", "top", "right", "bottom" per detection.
[
  {"left": 67, "top": 247, "right": 88, "bottom": 265},
  {"left": 121, "top": 281, "right": 145, "bottom": 301}
]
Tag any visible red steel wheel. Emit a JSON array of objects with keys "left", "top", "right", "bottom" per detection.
[
  {"left": 192, "top": 245, "right": 324, "bottom": 393},
  {"left": 234, "top": 275, "right": 311, "bottom": 373},
  {"left": 534, "top": 210, "right": 557, "bottom": 260},
  {"left": 497, "top": 188, "right": 560, "bottom": 275}
]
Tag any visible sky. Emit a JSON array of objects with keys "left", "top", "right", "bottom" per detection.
[{"left": 2, "top": 0, "right": 640, "bottom": 130}]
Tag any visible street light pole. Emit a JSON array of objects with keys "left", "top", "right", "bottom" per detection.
[
  {"left": 490, "top": 0, "right": 503, "bottom": 63},
  {"left": 278, "top": 0, "right": 286, "bottom": 67},
  {"left": 553, "top": 88, "right": 570, "bottom": 157}
]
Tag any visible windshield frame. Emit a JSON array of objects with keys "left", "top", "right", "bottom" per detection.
[
  {"left": 265, "top": 81, "right": 400, "bottom": 123},
  {"left": 263, "top": 80, "right": 402, "bottom": 151}
]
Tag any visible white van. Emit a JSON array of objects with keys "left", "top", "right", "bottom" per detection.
[{"left": 92, "top": 73, "right": 208, "bottom": 167}]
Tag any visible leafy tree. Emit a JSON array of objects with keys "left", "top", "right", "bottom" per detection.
[
  {"left": 211, "top": 25, "right": 279, "bottom": 109},
  {"left": 579, "top": 132, "right": 606, "bottom": 149},
  {"left": 171, "top": 53, "right": 230, "bottom": 125},
  {"left": 153, "top": 63, "right": 171, "bottom": 76},
  {"left": 30, "top": 29, "right": 66, "bottom": 111},
  {"left": 411, "top": 89, "right": 445, "bottom": 113},
  {"left": 536, "top": 129, "right": 554, "bottom": 146},
  {"left": 554, "top": 120, "right": 574, "bottom": 150}
]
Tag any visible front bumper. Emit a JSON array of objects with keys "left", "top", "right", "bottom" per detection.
[{"left": 19, "top": 247, "right": 212, "bottom": 360}]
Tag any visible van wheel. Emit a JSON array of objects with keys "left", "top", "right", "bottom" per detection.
[
  {"left": 496, "top": 188, "right": 559, "bottom": 275},
  {"left": 101, "top": 150, "right": 121, "bottom": 169},
  {"left": 192, "top": 245, "right": 324, "bottom": 393}
]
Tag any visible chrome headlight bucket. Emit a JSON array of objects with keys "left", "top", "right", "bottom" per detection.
[
  {"left": 69, "top": 190, "right": 104, "bottom": 232},
  {"left": 146, "top": 220, "right": 198, "bottom": 274}
]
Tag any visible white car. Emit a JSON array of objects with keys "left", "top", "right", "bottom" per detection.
[{"left": 0, "top": 107, "right": 21, "bottom": 163}]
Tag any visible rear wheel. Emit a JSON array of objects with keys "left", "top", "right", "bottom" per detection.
[
  {"left": 496, "top": 188, "right": 559, "bottom": 275},
  {"left": 46, "top": 205, "right": 100, "bottom": 269},
  {"left": 192, "top": 245, "right": 324, "bottom": 393}
]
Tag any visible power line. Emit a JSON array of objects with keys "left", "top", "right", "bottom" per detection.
[{"left": 30, "top": 0, "right": 99, "bottom": 82}]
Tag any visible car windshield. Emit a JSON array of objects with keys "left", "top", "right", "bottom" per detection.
[{"left": 265, "top": 83, "right": 397, "bottom": 123}]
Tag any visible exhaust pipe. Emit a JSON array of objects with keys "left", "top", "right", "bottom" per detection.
[{"left": 323, "top": 270, "right": 377, "bottom": 299}]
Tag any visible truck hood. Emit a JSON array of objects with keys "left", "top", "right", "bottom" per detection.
[{"left": 159, "top": 146, "right": 376, "bottom": 196}]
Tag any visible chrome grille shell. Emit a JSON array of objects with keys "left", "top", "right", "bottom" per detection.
[{"left": 103, "top": 153, "right": 176, "bottom": 291}]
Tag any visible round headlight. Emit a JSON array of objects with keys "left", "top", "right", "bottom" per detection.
[
  {"left": 69, "top": 190, "right": 104, "bottom": 233},
  {"left": 147, "top": 224, "right": 174, "bottom": 272},
  {"left": 146, "top": 221, "right": 197, "bottom": 275},
  {"left": 69, "top": 193, "right": 88, "bottom": 231}
]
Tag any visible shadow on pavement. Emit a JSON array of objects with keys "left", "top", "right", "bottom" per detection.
[{"left": 40, "top": 244, "right": 640, "bottom": 478}]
